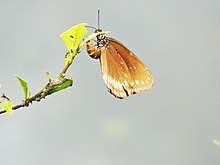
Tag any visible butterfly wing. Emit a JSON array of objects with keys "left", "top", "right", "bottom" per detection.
[
  {"left": 99, "top": 46, "right": 133, "bottom": 99},
  {"left": 108, "top": 37, "right": 154, "bottom": 94}
]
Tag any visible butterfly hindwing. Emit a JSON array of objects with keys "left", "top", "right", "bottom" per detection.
[
  {"left": 108, "top": 37, "right": 154, "bottom": 93},
  {"left": 99, "top": 46, "right": 133, "bottom": 98}
]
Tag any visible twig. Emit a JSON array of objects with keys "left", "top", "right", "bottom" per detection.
[
  {"left": 0, "top": 89, "right": 44, "bottom": 114},
  {"left": 0, "top": 53, "right": 75, "bottom": 115}
]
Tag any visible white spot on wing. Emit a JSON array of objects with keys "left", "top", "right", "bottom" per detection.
[
  {"left": 135, "top": 80, "right": 139, "bottom": 84},
  {"left": 128, "top": 90, "right": 132, "bottom": 95},
  {"left": 110, "top": 76, "right": 113, "bottom": 85},
  {"left": 107, "top": 83, "right": 111, "bottom": 88},
  {"left": 103, "top": 75, "right": 107, "bottom": 83},
  {"left": 120, "top": 92, "right": 124, "bottom": 97},
  {"left": 109, "top": 76, "right": 111, "bottom": 84},
  {"left": 119, "top": 83, "right": 123, "bottom": 90},
  {"left": 116, "top": 80, "right": 119, "bottom": 89},
  {"left": 130, "top": 52, "right": 133, "bottom": 56},
  {"left": 114, "top": 79, "right": 116, "bottom": 88},
  {"left": 125, "top": 73, "right": 128, "bottom": 78}
]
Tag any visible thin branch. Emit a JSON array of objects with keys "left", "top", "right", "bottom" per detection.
[
  {"left": 0, "top": 53, "right": 75, "bottom": 115},
  {"left": 58, "top": 55, "right": 74, "bottom": 77},
  {"left": 0, "top": 89, "right": 44, "bottom": 114}
]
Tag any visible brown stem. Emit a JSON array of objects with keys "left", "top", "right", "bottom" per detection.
[
  {"left": 0, "top": 52, "right": 76, "bottom": 115},
  {"left": 0, "top": 89, "right": 44, "bottom": 114}
]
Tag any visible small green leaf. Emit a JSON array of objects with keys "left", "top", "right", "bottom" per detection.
[
  {"left": 48, "top": 78, "right": 73, "bottom": 94},
  {"left": 0, "top": 95, "right": 12, "bottom": 115},
  {"left": 60, "top": 23, "right": 88, "bottom": 63},
  {"left": 213, "top": 139, "right": 220, "bottom": 147},
  {"left": 15, "top": 75, "right": 29, "bottom": 100},
  {"left": 41, "top": 77, "right": 73, "bottom": 99},
  {"left": 44, "top": 72, "right": 73, "bottom": 92}
]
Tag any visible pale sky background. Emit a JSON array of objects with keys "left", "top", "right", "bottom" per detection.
[{"left": 0, "top": 0, "right": 220, "bottom": 165}]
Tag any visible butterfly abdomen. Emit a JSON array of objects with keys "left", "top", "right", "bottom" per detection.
[{"left": 86, "top": 41, "right": 101, "bottom": 59}]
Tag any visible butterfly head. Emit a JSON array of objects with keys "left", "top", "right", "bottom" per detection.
[
  {"left": 93, "top": 29, "right": 108, "bottom": 48},
  {"left": 94, "top": 28, "right": 102, "bottom": 33}
]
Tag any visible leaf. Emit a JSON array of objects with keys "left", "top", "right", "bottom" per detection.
[
  {"left": 213, "top": 139, "right": 220, "bottom": 147},
  {"left": 0, "top": 95, "right": 12, "bottom": 115},
  {"left": 48, "top": 78, "right": 73, "bottom": 94},
  {"left": 15, "top": 75, "right": 29, "bottom": 100},
  {"left": 60, "top": 23, "right": 88, "bottom": 63},
  {"left": 43, "top": 72, "right": 73, "bottom": 94},
  {"left": 42, "top": 77, "right": 73, "bottom": 98}
]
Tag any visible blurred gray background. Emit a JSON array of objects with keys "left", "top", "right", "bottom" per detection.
[{"left": 0, "top": 0, "right": 220, "bottom": 164}]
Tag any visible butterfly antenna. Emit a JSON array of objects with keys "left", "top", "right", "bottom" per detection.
[
  {"left": 98, "top": 9, "right": 100, "bottom": 30},
  {"left": 85, "top": 25, "right": 97, "bottom": 30}
]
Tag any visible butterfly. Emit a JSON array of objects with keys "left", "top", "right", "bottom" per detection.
[{"left": 86, "top": 12, "right": 154, "bottom": 99}]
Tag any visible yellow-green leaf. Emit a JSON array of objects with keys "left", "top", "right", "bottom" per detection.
[
  {"left": 15, "top": 75, "right": 29, "bottom": 100},
  {"left": 0, "top": 96, "right": 12, "bottom": 115},
  {"left": 60, "top": 23, "right": 88, "bottom": 63}
]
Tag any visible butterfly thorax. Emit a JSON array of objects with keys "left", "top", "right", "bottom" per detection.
[{"left": 96, "top": 35, "right": 109, "bottom": 48}]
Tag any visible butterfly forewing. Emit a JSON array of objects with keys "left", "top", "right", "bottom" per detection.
[
  {"left": 99, "top": 46, "right": 133, "bottom": 99},
  {"left": 108, "top": 37, "right": 154, "bottom": 94}
]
